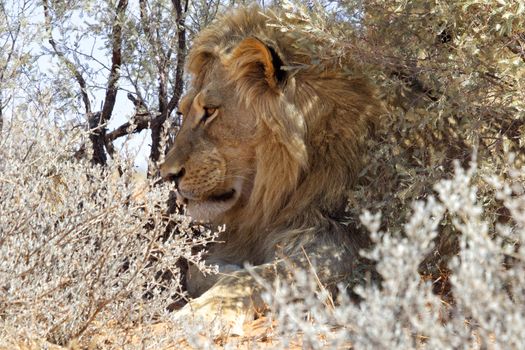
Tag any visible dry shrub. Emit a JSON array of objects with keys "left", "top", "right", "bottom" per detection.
[
  {"left": 259, "top": 159, "right": 525, "bottom": 349},
  {"left": 0, "top": 117, "right": 218, "bottom": 346}
]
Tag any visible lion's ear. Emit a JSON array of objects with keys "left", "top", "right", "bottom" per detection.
[{"left": 229, "top": 37, "right": 286, "bottom": 90}]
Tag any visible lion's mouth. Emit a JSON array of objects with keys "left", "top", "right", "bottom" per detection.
[
  {"left": 208, "top": 189, "right": 236, "bottom": 202},
  {"left": 177, "top": 188, "right": 236, "bottom": 203},
  {"left": 176, "top": 185, "right": 241, "bottom": 222}
]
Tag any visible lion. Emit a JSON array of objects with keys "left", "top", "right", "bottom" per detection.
[{"left": 160, "top": 6, "right": 383, "bottom": 335}]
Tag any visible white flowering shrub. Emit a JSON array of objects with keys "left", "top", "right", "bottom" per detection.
[
  {"left": 259, "top": 159, "right": 525, "bottom": 349},
  {"left": 0, "top": 117, "right": 218, "bottom": 346}
]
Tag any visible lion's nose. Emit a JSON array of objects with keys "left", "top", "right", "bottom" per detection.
[{"left": 161, "top": 166, "right": 186, "bottom": 187}]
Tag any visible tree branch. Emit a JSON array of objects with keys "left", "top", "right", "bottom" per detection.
[
  {"left": 106, "top": 114, "right": 153, "bottom": 142},
  {"left": 149, "top": 0, "right": 188, "bottom": 165},
  {"left": 106, "top": 93, "right": 153, "bottom": 142},
  {"left": 167, "top": 0, "right": 188, "bottom": 116},
  {"left": 87, "top": 112, "right": 107, "bottom": 165},
  {"left": 100, "top": 0, "right": 129, "bottom": 124},
  {"left": 93, "top": 0, "right": 128, "bottom": 163},
  {"left": 43, "top": 0, "right": 109, "bottom": 164}
]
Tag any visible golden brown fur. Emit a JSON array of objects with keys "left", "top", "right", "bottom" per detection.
[{"left": 160, "top": 6, "right": 382, "bottom": 335}]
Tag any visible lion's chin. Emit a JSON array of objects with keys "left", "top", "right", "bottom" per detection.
[{"left": 181, "top": 189, "right": 239, "bottom": 223}]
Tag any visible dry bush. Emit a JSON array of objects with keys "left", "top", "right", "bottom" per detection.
[
  {"left": 0, "top": 116, "right": 218, "bottom": 346},
  {"left": 260, "top": 159, "right": 525, "bottom": 349},
  {"left": 344, "top": 1, "right": 524, "bottom": 268}
]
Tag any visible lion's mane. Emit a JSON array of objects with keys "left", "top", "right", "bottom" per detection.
[{"left": 186, "top": 7, "right": 382, "bottom": 263}]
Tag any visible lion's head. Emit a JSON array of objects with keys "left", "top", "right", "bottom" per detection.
[
  {"left": 160, "top": 50, "right": 259, "bottom": 222},
  {"left": 160, "top": 7, "right": 382, "bottom": 243}
]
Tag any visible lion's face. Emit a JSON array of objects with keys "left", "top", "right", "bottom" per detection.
[{"left": 160, "top": 63, "right": 257, "bottom": 222}]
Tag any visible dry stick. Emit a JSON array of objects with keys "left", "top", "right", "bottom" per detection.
[
  {"left": 300, "top": 246, "right": 336, "bottom": 311},
  {"left": 73, "top": 226, "right": 161, "bottom": 341}
]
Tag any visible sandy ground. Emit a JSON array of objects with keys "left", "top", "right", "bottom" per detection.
[{"left": 2, "top": 317, "right": 312, "bottom": 350}]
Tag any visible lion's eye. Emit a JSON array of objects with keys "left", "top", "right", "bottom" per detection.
[{"left": 201, "top": 107, "right": 219, "bottom": 124}]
